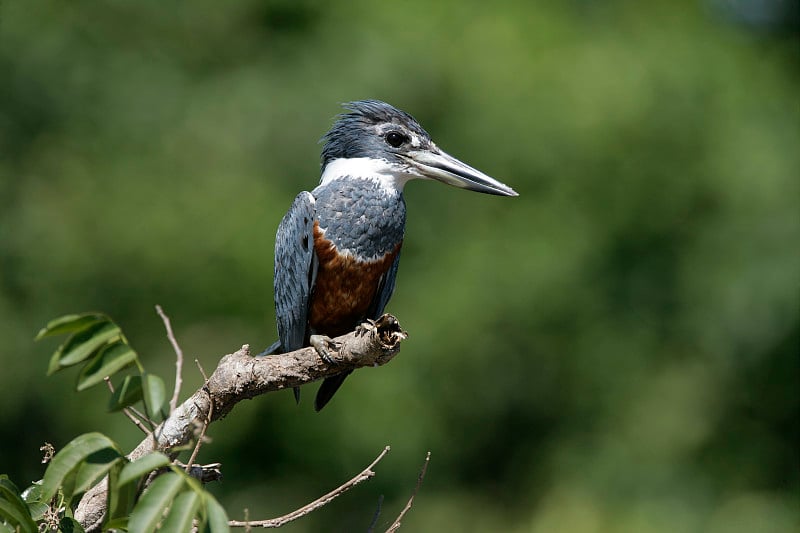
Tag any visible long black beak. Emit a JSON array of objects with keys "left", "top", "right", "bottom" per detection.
[{"left": 403, "top": 147, "right": 518, "bottom": 197}]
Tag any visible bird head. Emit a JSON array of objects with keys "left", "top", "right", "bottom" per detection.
[{"left": 319, "top": 100, "right": 518, "bottom": 196}]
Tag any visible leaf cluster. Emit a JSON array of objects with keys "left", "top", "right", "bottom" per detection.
[
  {"left": 0, "top": 315, "right": 229, "bottom": 532},
  {"left": 1, "top": 437, "right": 228, "bottom": 533},
  {"left": 37, "top": 314, "right": 166, "bottom": 421}
]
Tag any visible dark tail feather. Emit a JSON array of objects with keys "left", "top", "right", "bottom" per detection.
[
  {"left": 256, "top": 340, "right": 301, "bottom": 405},
  {"left": 255, "top": 340, "right": 282, "bottom": 357},
  {"left": 314, "top": 370, "right": 353, "bottom": 411}
]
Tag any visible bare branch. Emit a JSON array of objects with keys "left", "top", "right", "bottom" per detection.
[
  {"left": 74, "top": 314, "right": 407, "bottom": 531},
  {"left": 385, "top": 451, "right": 431, "bottom": 533},
  {"left": 194, "top": 358, "right": 209, "bottom": 383},
  {"left": 128, "top": 405, "right": 156, "bottom": 431},
  {"left": 229, "top": 446, "right": 391, "bottom": 529},
  {"left": 156, "top": 304, "right": 184, "bottom": 413}
]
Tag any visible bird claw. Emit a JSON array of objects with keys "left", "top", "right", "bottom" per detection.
[
  {"left": 310, "top": 334, "right": 340, "bottom": 365},
  {"left": 355, "top": 319, "right": 377, "bottom": 337}
]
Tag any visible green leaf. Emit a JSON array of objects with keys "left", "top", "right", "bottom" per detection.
[
  {"left": 104, "top": 517, "right": 129, "bottom": 530},
  {"left": 40, "top": 433, "right": 120, "bottom": 502},
  {"left": 35, "top": 313, "right": 106, "bottom": 341},
  {"left": 202, "top": 493, "right": 230, "bottom": 533},
  {"left": 48, "top": 320, "right": 121, "bottom": 374},
  {"left": 20, "top": 484, "right": 48, "bottom": 521},
  {"left": 128, "top": 472, "right": 185, "bottom": 533},
  {"left": 108, "top": 374, "right": 144, "bottom": 411},
  {"left": 76, "top": 341, "right": 137, "bottom": 391},
  {"left": 107, "top": 459, "right": 136, "bottom": 524},
  {"left": 161, "top": 490, "right": 201, "bottom": 532},
  {"left": 25, "top": 500, "right": 48, "bottom": 522},
  {"left": 0, "top": 476, "right": 37, "bottom": 533},
  {"left": 0, "top": 500, "right": 35, "bottom": 533},
  {"left": 73, "top": 447, "right": 123, "bottom": 497},
  {"left": 47, "top": 348, "right": 65, "bottom": 376},
  {"left": 19, "top": 482, "right": 41, "bottom": 503},
  {"left": 142, "top": 373, "right": 167, "bottom": 418},
  {"left": 61, "top": 467, "right": 77, "bottom": 506},
  {"left": 117, "top": 452, "right": 171, "bottom": 489},
  {"left": 59, "top": 516, "right": 86, "bottom": 533},
  {"left": 0, "top": 475, "right": 22, "bottom": 499}
]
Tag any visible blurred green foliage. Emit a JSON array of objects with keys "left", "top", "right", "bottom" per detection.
[{"left": 1, "top": 0, "right": 798, "bottom": 531}]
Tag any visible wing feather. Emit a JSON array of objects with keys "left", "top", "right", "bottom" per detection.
[
  {"left": 274, "top": 191, "right": 317, "bottom": 352},
  {"left": 369, "top": 249, "right": 401, "bottom": 319}
]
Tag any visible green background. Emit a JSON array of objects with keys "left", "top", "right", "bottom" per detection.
[{"left": 1, "top": 1, "right": 798, "bottom": 531}]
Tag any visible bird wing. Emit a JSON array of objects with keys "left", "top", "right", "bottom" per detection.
[
  {"left": 369, "top": 249, "right": 402, "bottom": 319},
  {"left": 274, "top": 191, "right": 318, "bottom": 352}
]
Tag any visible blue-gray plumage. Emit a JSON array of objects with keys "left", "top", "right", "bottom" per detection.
[{"left": 272, "top": 100, "right": 517, "bottom": 411}]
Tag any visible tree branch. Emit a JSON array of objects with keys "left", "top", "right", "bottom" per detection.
[
  {"left": 385, "top": 451, "right": 431, "bottom": 532},
  {"left": 155, "top": 304, "right": 184, "bottom": 414},
  {"left": 229, "top": 446, "right": 391, "bottom": 528},
  {"left": 74, "top": 314, "right": 407, "bottom": 531}
]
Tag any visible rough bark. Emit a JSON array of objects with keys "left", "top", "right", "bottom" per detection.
[{"left": 74, "top": 314, "right": 407, "bottom": 530}]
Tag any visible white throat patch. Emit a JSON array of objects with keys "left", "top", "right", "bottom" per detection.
[{"left": 319, "top": 157, "right": 414, "bottom": 193}]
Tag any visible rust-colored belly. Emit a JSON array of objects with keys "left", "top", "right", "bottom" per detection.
[{"left": 309, "top": 223, "right": 400, "bottom": 337}]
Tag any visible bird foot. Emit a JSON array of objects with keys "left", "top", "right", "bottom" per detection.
[
  {"left": 310, "top": 335, "right": 340, "bottom": 365},
  {"left": 355, "top": 319, "right": 377, "bottom": 337}
]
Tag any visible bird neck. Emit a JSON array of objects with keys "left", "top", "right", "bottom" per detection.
[{"left": 319, "top": 157, "right": 412, "bottom": 194}]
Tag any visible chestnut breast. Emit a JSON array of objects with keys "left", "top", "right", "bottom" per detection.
[{"left": 309, "top": 223, "right": 401, "bottom": 337}]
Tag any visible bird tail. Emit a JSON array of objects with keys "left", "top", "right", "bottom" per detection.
[
  {"left": 255, "top": 339, "right": 282, "bottom": 357},
  {"left": 256, "top": 340, "right": 301, "bottom": 405},
  {"left": 314, "top": 370, "right": 353, "bottom": 411}
]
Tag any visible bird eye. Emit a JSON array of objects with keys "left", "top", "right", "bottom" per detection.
[{"left": 385, "top": 131, "right": 406, "bottom": 148}]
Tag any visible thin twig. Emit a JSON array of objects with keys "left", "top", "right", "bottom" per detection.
[
  {"left": 243, "top": 509, "right": 251, "bottom": 533},
  {"left": 184, "top": 359, "right": 213, "bottom": 474},
  {"left": 127, "top": 405, "right": 156, "bottom": 431},
  {"left": 121, "top": 398, "right": 156, "bottom": 431},
  {"left": 185, "top": 400, "right": 213, "bottom": 474},
  {"left": 156, "top": 305, "right": 184, "bottom": 413},
  {"left": 104, "top": 377, "right": 151, "bottom": 435},
  {"left": 195, "top": 359, "right": 209, "bottom": 383},
  {"left": 385, "top": 451, "right": 431, "bottom": 533},
  {"left": 229, "top": 446, "right": 392, "bottom": 529}
]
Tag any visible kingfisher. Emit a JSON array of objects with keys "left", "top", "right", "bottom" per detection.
[{"left": 268, "top": 100, "right": 517, "bottom": 411}]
